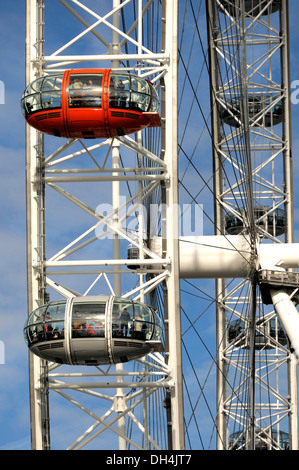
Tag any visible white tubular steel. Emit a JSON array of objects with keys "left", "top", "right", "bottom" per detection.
[
  {"left": 162, "top": 0, "right": 185, "bottom": 450},
  {"left": 206, "top": 0, "right": 297, "bottom": 451},
  {"left": 271, "top": 290, "right": 299, "bottom": 360},
  {"left": 25, "top": 0, "right": 184, "bottom": 451},
  {"left": 151, "top": 235, "right": 252, "bottom": 278},
  {"left": 259, "top": 244, "right": 299, "bottom": 270},
  {"left": 152, "top": 235, "right": 299, "bottom": 278},
  {"left": 26, "top": 0, "right": 49, "bottom": 450}
]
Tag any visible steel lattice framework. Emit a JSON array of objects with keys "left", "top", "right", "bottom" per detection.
[
  {"left": 24, "top": 0, "right": 299, "bottom": 451},
  {"left": 206, "top": 0, "right": 298, "bottom": 450},
  {"left": 25, "top": 0, "right": 183, "bottom": 450}
]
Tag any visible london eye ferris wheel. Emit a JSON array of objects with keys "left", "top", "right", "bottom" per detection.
[{"left": 23, "top": 0, "right": 299, "bottom": 450}]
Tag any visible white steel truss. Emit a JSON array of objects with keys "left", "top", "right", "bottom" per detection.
[
  {"left": 25, "top": 0, "right": 183, "bottom": 450},
  {"left": 206, "top": 0, "right": 298, "bottom": 450}
]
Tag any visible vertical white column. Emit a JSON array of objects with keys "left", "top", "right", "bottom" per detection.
[
  {"left": 26, "top": 0, "right": 47, "bottom": 450},
  {"left": 137, "top": 0, "right": 149, "bottom": 449},
  {"left": 281, "top": 0, "right": 298, "bottom": 450},
  {"left": 164, "top": 0, "right": 185, "bottom": 449},
  {"left": 205, "top": 0, "right": 227, "bottom": 449},
  {"left": 111, "top": 0, "right": 127, "bottom": 450}
]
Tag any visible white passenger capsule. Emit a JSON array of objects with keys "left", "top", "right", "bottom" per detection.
[{"left": 24, "top": 295, "right": 163, "bottom": 365}]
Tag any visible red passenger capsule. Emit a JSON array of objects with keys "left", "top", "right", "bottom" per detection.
[{"left": 21, "top": 69, "right": 161, "bottom": 139}]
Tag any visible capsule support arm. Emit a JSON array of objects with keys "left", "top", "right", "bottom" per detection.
[{"left": 271, "top": 289, "right": 299, "bottom": 360}]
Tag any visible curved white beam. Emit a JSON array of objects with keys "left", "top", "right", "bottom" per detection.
[{"left": 271, "top": 290, "right": 299, "bottom": 360}]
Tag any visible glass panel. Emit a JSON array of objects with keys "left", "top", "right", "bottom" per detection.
[
  {"left": 45, "top": 301, "right": 66, "bottom": 321},
  {"left": 41, "top": 91, "right": 61, "bottom": 109},
  {"left": 130, "top": 76, "right": 151, "bottom": 112},
  {"left": 42, "top": 75, "right": 63, "bottom": 92},
  {"left": 22, "top": 94, "right": 41, "bottom": 114},
  {"left": 131, "top": 76, "right": 149, "bottom": 93},
  {"left": 44, "top": 321, "right": 65, "bottom": 341},
  {"left": 109, "top": 74, "right": 130, "bottom": 109},
  {"left": 69, "top": 74, "right": 103, "bottom": 108},
  {"left": 154, "top": 324, "right": 163, "bottom": 341},
  {"left": 44, "top": 301, "right": 66, "bottom": 341},
  {"left": 152, "top": 308, "right": 163, "bottom": 341},
  {"left": 132, "top": 303, "right": 150, "bottom": 340},
  {"left": 112, "top": 299, "right": 133, "bottom": 338},
  {"left": 150, "top": 86, "right": 159, "bottom": 112},
  {"left": 26, "top": 324, "right": 44, "bottom": 345},
  {"left": 24, "top": 329, "right": 30, "bottom": 346},
  {"left": 72, "top": 302, "right": 106, "bottom": 338},
  {"left": 40, "top": 76, "right": 62, "bottom": 110},
  {"left": 27, "top": 305, "right": 47, "bottom": 326},
  {"left": 25, "top": 77, "right": 43, "bottom": 95},
  {"left": 130, "top": 91, "right": 150, "bottom": 112},
  {"left": 109, "top": 73, "right": 158, "bottom": 113},
  {"left": 24, "top": 305, "right": 47, "bottom": 345},
  {"left": 21, "top": 76, "right": 63, "bottom": 115}
]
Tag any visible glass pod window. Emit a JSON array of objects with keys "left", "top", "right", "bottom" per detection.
[
  {"left": 109, "top": 74, "right": 131, "bottom": 110},
  {"left": 44, "top": 301, "right": 66, "bottom": 341},
  {"left": 41, "top": 75, "right": 63, "bottom": 110},
  {"left": 24, "top": 300, "right": 66, "bottom": 345},
  {"left": 151, "top": 308, "right": 163, "bottom": 341},
  {"left": 133, "top": 303, "right": 154, "bottom": 340},
  {"left": 21, "top": 74, "right": 63, "bottom": 116},
  {"left": 72, "top": 302, "right": 106, "bottom": 338},
  {"left": 24, "top": 305, "right": 47, "bottom": 346},
  {"left": 68, "top": 74, "right": 103, "bottom": 108},
  {"left": 150, "top": 85, "right": 159, "bottom": 112},
  {"left": 112, "top": 298, "right": 162, "bottom": 341},
  {"left": 112, "top": 299, "right": 134, "bottom": 338},
  {"left": 130, "top": 76, "right": 151, "bottom": 112},
  {"left": 109, "top": 73, "right": 159, "bottom": 113}
]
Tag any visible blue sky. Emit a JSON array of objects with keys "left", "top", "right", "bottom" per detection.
[
  {"left": 1, "top": 1, "right": 299, "bottom": 450},
  {"left": 0, "top": 1, "right": 30, "bottom": 450}
]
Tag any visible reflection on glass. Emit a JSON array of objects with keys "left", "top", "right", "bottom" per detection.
[{"left": 152, "top": 311, "right": 163, "bottom": 341}]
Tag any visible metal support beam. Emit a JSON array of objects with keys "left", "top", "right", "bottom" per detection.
[
  {"left": 162, "top": 0, "right": 185, "bottom": 450},
  {"left": 25, "top": 0, "right": 183, "bottom": 451},
  {"left": 205, "top": 0, "right": 297, "bottom": 450},
  {"left": 26, "top": 0, "right": 50, "bottom": 450}
]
